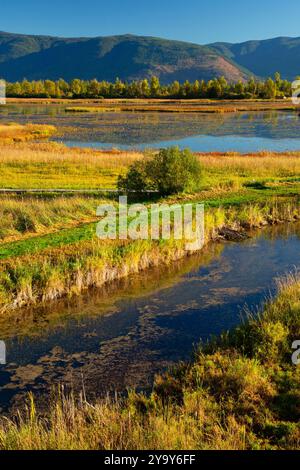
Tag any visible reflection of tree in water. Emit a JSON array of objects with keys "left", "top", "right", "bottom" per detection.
[{"left": 0, "top": 106, "right": 300, "bottom": 144}]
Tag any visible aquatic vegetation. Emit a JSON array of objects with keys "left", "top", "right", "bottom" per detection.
[
  {"left": 65, "top": 106, "right": 121, "bottom": 113},
  {"left": 0, "top": 273, "right": 299, "bottom": 450}
]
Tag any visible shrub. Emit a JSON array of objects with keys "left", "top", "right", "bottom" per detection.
[{"left": 118, "top": 147, "right": 202, "bottom": 195}]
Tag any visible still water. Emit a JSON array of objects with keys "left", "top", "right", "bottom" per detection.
[
  {"left": 1, "top": 105, "right": 300, "bottom": 152},
  {"left": 0, "top": 223, "right": 300, "bottom": 411}
]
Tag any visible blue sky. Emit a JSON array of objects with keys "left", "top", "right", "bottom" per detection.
[{"left": 1, "top": 0, "right": 300, "bottom": 44}]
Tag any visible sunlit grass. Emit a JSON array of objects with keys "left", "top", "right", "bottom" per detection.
[
  {"left": 1, "top": 141, "right": 300, "bottom": 190},
  {"left": 0, "top": 138, "right": 300, "bottom": 310},
  {"left": 0, "top": 141, "right": 142, "bottom": 189},
  {"left": 0, "top": 199, "right": 299, "bottom": 310},
  {"left": 0, "top": 123, "right": 56, "bottom": 143},
  {"left": 0, "top": 195, "right": 103, "bottom": 242}
]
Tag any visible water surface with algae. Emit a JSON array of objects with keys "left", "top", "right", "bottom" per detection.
[{"left": 1, "top": 223, "right": 300, "bottom": 411}]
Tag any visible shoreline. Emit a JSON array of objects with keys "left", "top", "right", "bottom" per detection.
[
  {"left": 1, "top": 200, "right": 299, "bottom": 313},
  {"left": 4, "top": 98, "right": 299, "bottom": 114},
  {"left": 1, "top": 266, "right": 299, "bottom": 449}
]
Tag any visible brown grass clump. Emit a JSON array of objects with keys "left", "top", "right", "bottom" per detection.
[{"left": 0, "top": 123, "right": 56, "bottom": 143}]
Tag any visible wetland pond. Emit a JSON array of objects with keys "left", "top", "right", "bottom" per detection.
[
  {"left": 1, "top": 223, "right": 300, "bottom": 411},
  {"left": 1, "top": 105, "right": 300, "bottom": 152}
]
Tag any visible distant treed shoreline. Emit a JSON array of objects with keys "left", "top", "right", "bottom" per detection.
[{"left": 3, "top": 73, "right": 293, "bottom": 100}]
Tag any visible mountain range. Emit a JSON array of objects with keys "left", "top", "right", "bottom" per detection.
[{"left": 0, "top": 31, "right": 299, "bottom": 83}]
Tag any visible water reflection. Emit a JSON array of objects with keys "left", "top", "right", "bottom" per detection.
[
  {"left": 1, "top": 223, "right": 300, "bottom": 411},
  {"left": 1, "top": 105, "right": 300, "bottom": 152}
]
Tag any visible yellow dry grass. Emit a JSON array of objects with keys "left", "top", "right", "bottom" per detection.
[
  {"left": 0, "top": 141, "right": 142, "bottom": 189},
  {"left": 1, "top": 140, "right": 300, "bottom": 191},
  {"left": 198, "top": 151, "right": 300, "bottom": 178},
  {"left": 0, "top": 123, "right": 56, "bottom": 143}
]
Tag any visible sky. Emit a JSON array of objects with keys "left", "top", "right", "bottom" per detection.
[{"left": 1, "top": 0, "right": 300, "bottom": 44}]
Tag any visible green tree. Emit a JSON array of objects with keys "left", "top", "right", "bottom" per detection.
[
  {"left": 150, "top": 76, "right": 161, "bottom": 97},
  {"left": 44, "top": 80, "right": 56, "bottom": 97},
  {"left": 57, "top": 78, "right": 69, "bottom": 96},
  {"left": 118, "top": 147, "right": 202, "bottom": 196},
  {"left": 263, "top": 78, "right": 277, "bottom": 99},
  {"left": 70, "top": 79, "right": 82, "bottom": 97},
  {"left": 113, "top": 78, "right": 126, "bottom": 97},
  {"left": 218, "top": 76, "right": 228, "bottom": 96},
  {"left": 169, "top": 80, "right": 180, "bottom": 97},
  {"left": 234, "top": 80, "right": 245, "bottom": 96},
  {"left": 21, "top": 79, "right": 33, "bottom": 96},
  {"left": 140, "top": 79, "right": 150, "bottom": 97},
  {"left": 247, "top": 77, "right": 257, "bottom": 97},
  {"left": 208, "top": 79, "right": 223, "bottom": 98}
]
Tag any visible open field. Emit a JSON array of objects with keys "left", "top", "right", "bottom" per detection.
[
  {"left": 0, "top": 272, "right": 299, "bottom": 450},
  {"left": 1, "top": 139, "right": 300, "bottom": 190},
  {"left": 0, "top": 141, "right": 141, "bottom": 189}
]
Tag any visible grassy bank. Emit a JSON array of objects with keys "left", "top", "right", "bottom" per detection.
[
  {"left": 6, "top": 98, "right": 299, "bottom": 114},
  {"left": 0, "top": 199, "right": 299, "bottom": 311},
  {"left": 0, "top": 137, "right": 300, "bottom": 310},
  {"left": 0, "top": 272, "right": 299, "bottom": 450},
  {"left": 0, "top": 195, "right": 104, "bottom": 243},
  {"left": 0, "top": 141, "right": 140, "bottom": 189}
]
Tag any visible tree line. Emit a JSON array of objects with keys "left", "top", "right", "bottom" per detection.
[{"left": 5, "top": 73, "right": 293, "bottom": 100}]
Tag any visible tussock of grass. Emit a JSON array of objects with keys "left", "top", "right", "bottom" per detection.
[
  {"left": 0, "top": 123, "right": 56, "bottom": 143},
  {"left": 1, "top": 140, "right": 300, "bottom": 191},
  {"left": 0, "top": 196, "right": 101, "bottom": 242},
  {"left": 0, "top": 273, "right": 299, "bottom": 450}
]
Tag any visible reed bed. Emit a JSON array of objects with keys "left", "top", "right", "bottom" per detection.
[
  {"left": 64, "top": 104, "right": 298, "bottom": 114},
  {"left": 0, "top": 142, "right": 142, "bottom": 189},
  {"left": 198, "top": 151, "right": 300, "bottom": 177}
]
